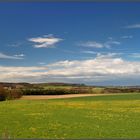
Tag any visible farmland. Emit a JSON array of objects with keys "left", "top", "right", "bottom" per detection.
[{"left": 0, "top": 93, "right": 140, "bottom": 138}]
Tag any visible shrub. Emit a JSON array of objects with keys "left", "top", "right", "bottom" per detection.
[
  {"left": 0, "top": 86, "right": 23, "bottom": 101},
  {"left": 0, "top": 92, "right": 7, "bottom": 101},
  {"left": 0, "top": 86, "right": 7, "bottom": 101},
  {"left": 7, "top": 89, "right": 22, "bottom": 100}
]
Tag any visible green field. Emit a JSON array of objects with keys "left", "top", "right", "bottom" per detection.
[{"left": 0, "top": 94, "right": 140, "bottom": 138}]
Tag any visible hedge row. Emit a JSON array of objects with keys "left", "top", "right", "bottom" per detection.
[
  {"left": 22, "top": 87, "right": 92, "bottom": 95},
  {"left": 102, "top": 88, "right": 140, "bottom": 93}
]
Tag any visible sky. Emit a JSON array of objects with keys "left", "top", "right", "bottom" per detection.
[{"left": 0, "top": 2, "right": 140, "bottom": 85}]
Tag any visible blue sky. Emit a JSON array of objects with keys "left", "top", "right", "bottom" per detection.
[{"left": 0, "top": 2, "right": 140, "bottom": 85}]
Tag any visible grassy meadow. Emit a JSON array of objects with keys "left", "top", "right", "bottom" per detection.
[{"left": 0, "top": 93, "right": 140, "bottom": 138}]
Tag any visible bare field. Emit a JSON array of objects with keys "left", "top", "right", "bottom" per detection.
[{"left": 21, "top": 93, "right": 130, "bottom": 100}]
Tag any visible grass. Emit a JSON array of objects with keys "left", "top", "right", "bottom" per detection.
[{"left": 0, "top": 93, "right": 140, "bottom": 138}]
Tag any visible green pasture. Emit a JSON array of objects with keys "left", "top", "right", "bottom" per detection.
[{"left": 0, "top": 93, "right": 140, "bottom": 138}]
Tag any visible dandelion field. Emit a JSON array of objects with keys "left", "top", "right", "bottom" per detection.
[{"left": 0, "top": 93, "right": 140, "bottom": 138}]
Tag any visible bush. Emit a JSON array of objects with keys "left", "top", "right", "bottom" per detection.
[
  {"left": 0, "top": 92, "right": 7, "bottom": 101},
  {"left": 7, "top": 89, "right": 22, "bottom": 100},
  {"left": 0, "top": 86, "right": 22, "bottom": 101},
  {"left": 0, "top": 86, "right": 7, "bottom": 101}
]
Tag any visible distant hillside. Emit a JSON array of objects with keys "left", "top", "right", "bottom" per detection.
[
  {"left": 0, "top": 82, "right": 30, "bottom": 87},
  {"left": 0, "top": 82, "right": 86, "bottom": 89},
  {"left": 0, "top": 82, "right": 140, "bottom": 89},
  {"left": 35, "top": 82, "right": 86, "bottom": 87}
]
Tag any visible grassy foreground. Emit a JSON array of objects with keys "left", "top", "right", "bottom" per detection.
[{"left": 0, "top": 94, "right": 140, "bottom": 138}]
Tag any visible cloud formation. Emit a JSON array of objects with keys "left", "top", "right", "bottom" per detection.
[
  {"left": 0, "top": 54, "right": 140, "bottom": 85},
  {"left": 14, "top": 54, "right": 25, "bottom": 57},
  {"left": 79, "top": 41, "right": 104, "bottom": 48},
  {"left": 125, "top": 24, "right": 140, "bottom": 29},
  {"left": 79, "top": 40, "right": 120, "bottom": 49},
  {"left": 121, "top": 35, "right": 133, "bottom": 39},
  {"left": 104, "top": 40, "right": 120, "bottom": 48},
  {"left": 81, "top": 51, "right": 97, "bottom": 54},
  {"left": 0, "top": 52, "right": 24, "bottom": 60},
  {"left": 28, "top": 34, "right": 63, "bottom": 48}
]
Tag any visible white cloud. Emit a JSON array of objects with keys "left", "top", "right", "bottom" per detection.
[
  {"left": 121, "top": 35, "right": 133, "bottom": 39},
  {"left": 38, "top": 62, "right": 46, "bottom": 65},
  {"left": 14, "top": 54, "right": 25, "bottom": 57},
  {"left": 1, "top": 54, "right": 140, "bottom": 84},
  {"left": 108, "top": 37, "right": 113, "bottom": 40},
  {"left": 0, "top": 52, "right": 24, "bottom": 60},
  {"left": 96, "top": 52, "right": 121, "bottom": 59},
  {"left": 79, "top": 41, "right": 104, "bottom": 48},
  {"left": 125, "top": 24, "right": 140, "bottom": 29},
  {"left": 79, "top": 40, "right": 120, "bottom": 49},
  {"left": 81, "top": 51, "right": 97, "bottom": 54},
  {"left": 104, "top": 40, "right": 120, "bottom": 48},
  {"left": 28, "top": 34, "right": 63, "bottom": 48}
]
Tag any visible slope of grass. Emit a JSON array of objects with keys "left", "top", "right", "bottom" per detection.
[{"left": 0, "top": 93, "right": 140, "bottom": 138}]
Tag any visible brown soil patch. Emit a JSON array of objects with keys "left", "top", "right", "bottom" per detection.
[{"left": 21, "top": 93, "right": 124, "bottom": 100}]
